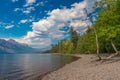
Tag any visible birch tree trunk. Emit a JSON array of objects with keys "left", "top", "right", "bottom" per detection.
[
  {"left": 107, "top": 39, "right": 118, "bottom": 59},
  {"left": 84, "top": 8, "right": 101, "bottom": 60},
  {"left": 93, "top": 27, "right": 101, "bottom": 60}
]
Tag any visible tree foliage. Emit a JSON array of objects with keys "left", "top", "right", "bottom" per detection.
[
  {"left": 49, "top": 0, "right": 120, "bottom": 54},
  {"left": 70, "top": 27, "right": 79, "bottom": 49}
]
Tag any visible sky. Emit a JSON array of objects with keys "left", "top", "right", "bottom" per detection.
[{"left": 0, "top": 0, "right": 98, "bottom": 49}]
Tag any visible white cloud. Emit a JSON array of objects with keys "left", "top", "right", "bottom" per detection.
[
  {"left": 19, "top": 18, "right": 34, "bottom": 24},
  {"left": 14, "top": 0, "right": 36, "bottom": 14},
  {"left": 19, "top": 19, "right": 28, "bottom": 24},
  {"left": 14, "top": 8, "right": 21, "bottom": 12},
  {"left": 5, "top": 25, "right": 14, "bottom": 29},
  {"left": 29, "top": 19, "right": 34, "bottom": 22},
  {"left": 35, "top": 1, "right": 48, "bottom": 7},
  {"left": 70, "top": 20, "right": 91, "bottom": 33},
  {"left": 23, "top": 6, "right": 35, "bottom": 14},
  {"left": 14, "top": 6, "right": 35, "bottom": 14},
  {"left": 15, "top": 31, "right": 51, "bottom": 48},
  {"left": 24, "top": 0, "right": 36, "bottom": 7},
  {"left": 23, "top": 10, "right": 30, "bottom": 14},
  {"left": 17, "top": 0, "right": 96, "bottom": 49},
  {"left": 26, "top": 0, "right": 36, "bottom": 4}
]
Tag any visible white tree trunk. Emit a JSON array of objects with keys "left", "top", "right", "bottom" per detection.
[
  {"left": 107, "top": 40, "right": 118, "bottom": 59},
  {"left": 93, "top": 27, "right": 101, "bottom": 60}
]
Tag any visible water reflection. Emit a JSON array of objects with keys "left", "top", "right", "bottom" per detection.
[{"left": 0, "top": 54, "right": 78, "bottom": 80}]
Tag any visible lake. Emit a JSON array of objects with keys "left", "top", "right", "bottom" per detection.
[{"left": 0, "top": 53, "right": 78, "bottom": 80}]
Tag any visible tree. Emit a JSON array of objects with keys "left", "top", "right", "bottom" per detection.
[
  {"left": 84, "top": 8, "right": 101, "bottom": 60},
  {"left": 95, "top": 0, "right": 120, "bottom": 58},
  {"left": 70, "top": 27, "right": 79, "bottom": 50}
]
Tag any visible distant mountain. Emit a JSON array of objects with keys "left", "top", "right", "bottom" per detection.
[{"left": 0, "top": 39, "right": 37, "bottom": 54}]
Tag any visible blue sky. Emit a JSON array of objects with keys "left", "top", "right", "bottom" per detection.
[
  {"left": 0, "top": 0, "right": 82, "bottom": 38},
  {"left": 0, "top": 0, "right": 97, "bottom": 49}
]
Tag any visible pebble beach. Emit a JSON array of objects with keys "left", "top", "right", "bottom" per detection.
[{"left": 41, "top": 54, "right": 120, "bottom": 80}]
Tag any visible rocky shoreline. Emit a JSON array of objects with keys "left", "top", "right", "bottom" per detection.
[{"left": 40, "top": 54, "right": 120, "bottom": 80}]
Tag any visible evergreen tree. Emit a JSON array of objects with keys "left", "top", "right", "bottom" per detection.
[{"left": 70, "top": 27, "right": 79, "bottom": 50}]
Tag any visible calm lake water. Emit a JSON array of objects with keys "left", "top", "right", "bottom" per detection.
[{"left": 0, "top": 53, "right": 78, "bottom": 80}]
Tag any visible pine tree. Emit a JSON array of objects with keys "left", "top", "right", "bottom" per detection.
[{"left": 70, "top": 27, "right": 79, "bottom": 50}]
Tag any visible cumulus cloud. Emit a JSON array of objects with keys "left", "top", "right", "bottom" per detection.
[
  {"left": 16, "top": 0, "right": 96, "bottom": 49},
  {"left": 5, "top": 25, "right": 14, "bottom": 29},
  {"left": 16, "top": 31, "right": 51, "bottom": 48}
]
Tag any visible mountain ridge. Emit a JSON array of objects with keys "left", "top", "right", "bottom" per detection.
[{"left": 0, "top": 39, "right": 37, "bottom": 54}]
